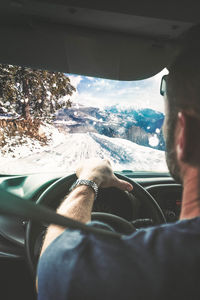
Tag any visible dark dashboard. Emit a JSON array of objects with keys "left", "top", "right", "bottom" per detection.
[
  {"left": 146, "top": 184, "right": 182, "bottom": 223},
  {"left": 93, "top": 183, "right": 182, "bottom": 224}
]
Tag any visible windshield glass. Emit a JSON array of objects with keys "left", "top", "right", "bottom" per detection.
[{"left": 0, "top": 64, "right": 168, "bottom": 174}]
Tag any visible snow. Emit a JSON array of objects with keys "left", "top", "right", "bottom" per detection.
[
  {"left": 0, "top": 126, "right": 168, "bottom": 174},
  {"left": 148, "top": 135, "right": 159, "bottom": 147}
]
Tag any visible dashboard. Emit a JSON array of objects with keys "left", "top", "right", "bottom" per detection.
[
  {"left": 94, "top": 184, "right": 182, "bottom": 224},
  {"left": 146, "top": 184, "right": 182, "bottom": 223}
]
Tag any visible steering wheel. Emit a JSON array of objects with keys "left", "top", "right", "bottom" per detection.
[{"left": 26, "top": 173, "right": 166, "bottom": 275}]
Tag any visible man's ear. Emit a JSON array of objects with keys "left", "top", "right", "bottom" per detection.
[{"left": 176, "top": 111, "right": 200, "bottom": 164}]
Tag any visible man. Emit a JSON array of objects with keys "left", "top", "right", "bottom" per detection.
[{"left": 37, "top": 40, "right": 200, "bottom": 299}]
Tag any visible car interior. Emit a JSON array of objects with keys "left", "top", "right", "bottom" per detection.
[{"left": 0, "top": 1, "right": 199, "bottom": 299}]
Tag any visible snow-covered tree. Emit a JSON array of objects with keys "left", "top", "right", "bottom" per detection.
[{"left": 0, "top": 64, "right": 75, "bottom": 120}]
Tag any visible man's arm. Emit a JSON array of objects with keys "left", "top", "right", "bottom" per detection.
[{"left": 40, "top": 159, "right": 133, "bottom": 257}]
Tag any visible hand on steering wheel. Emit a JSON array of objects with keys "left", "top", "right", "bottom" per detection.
[
  {"left": 26, "top": 159, "right": 166, "bottom": 275},
  {"left": 76, "top": 158, "right": 133, "bottom": 191}
]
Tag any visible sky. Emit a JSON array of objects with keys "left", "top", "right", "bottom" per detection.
[{"left": 66, "top": 68, "right": 168, "bottom": 113}]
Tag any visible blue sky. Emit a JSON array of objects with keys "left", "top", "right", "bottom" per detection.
[{"left": 66, "top": 68, "right": 168, "bottom": 113}]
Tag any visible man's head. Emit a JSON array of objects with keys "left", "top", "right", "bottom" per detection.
[{"left": 161, "top": 41, "right": 200, "bottom": 183}]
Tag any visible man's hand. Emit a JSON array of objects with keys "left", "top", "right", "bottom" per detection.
[
  {"left": 77, "top": 158, "right": 133, "bottom": 192},
  {"left": 39, "top": 158, "right": 133, "bottom": 269}
]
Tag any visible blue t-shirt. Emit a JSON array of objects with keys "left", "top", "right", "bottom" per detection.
[{"left": 37, "top": 218, "right": 200, "bottom": 300}]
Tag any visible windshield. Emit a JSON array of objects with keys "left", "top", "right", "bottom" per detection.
[{"left": 0, "top": 64, "right": 168, "bottom": 174}]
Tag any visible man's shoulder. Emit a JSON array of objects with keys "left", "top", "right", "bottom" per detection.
[
  {"left": 41, "top": 216, "right": 200, "bottom": 254},
  {"left": 37, "top": 217, "right": 200, "bottom": 300},
  {"left": 39, "top": 216, "right": 200, "bottom": 266},
  {"left": 123, "top": 216, "right": 200, "bottom": 249}
]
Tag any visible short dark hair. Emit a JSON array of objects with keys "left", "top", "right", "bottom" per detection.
[{"left": 167, "top": 24, "right": 200, "bottom": 116}]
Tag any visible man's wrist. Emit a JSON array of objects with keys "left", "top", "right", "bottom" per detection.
[
  {"left": 69, "top": 179, "right": 98, "bottom": 201},
  {"left": 78, "top": 173, "right": 102, "bottom": 187}
]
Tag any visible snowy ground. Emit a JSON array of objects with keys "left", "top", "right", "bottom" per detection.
[{"left": 0, "top": 124, "right": 168, "bottom": 174}]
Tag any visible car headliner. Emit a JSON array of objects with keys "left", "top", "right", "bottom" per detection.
[{"left": 0, "top": 1, "right": 199, "bottom": 80}]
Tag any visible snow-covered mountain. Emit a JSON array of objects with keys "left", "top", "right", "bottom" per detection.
[{"left": 55, "top": 104, "right": 165, "bottom": 150}]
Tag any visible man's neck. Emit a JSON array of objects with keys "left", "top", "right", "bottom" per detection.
[{"left": 180, "top": 168, "right": 200, "bottom": 220}]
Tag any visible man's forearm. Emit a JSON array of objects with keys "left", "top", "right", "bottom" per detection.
[
  {"left": 37, "top": 159, "right": 133, "bottom": 292},
  {"left": 40, "top": 185, "right": 95, "bottom": 256},
  {"left": 57, "top": 185, "right": 95, "bottom": 222},
  {"left": 39, "top": 158, "right": 133, "bottom": 257}
]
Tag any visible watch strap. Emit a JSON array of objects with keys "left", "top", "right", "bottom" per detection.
[{"left": 69, "top": 179, "right": 98, "bottom": 201}]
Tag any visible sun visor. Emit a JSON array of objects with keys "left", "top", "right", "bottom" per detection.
[{"left": 0, "top": 22, "right": 179, "bottom": 80}]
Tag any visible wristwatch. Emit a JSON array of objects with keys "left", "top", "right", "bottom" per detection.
[{"left": 69, "top": 179, "right": 98, "bottom": 201}]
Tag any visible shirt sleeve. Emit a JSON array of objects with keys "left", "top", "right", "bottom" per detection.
[{"left": 37, "top": 221, "right": 114, "bottom": 299}]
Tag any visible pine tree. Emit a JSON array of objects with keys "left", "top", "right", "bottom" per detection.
[{"left": 0, "top": 64, "right": 75, "bottom": 121}]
